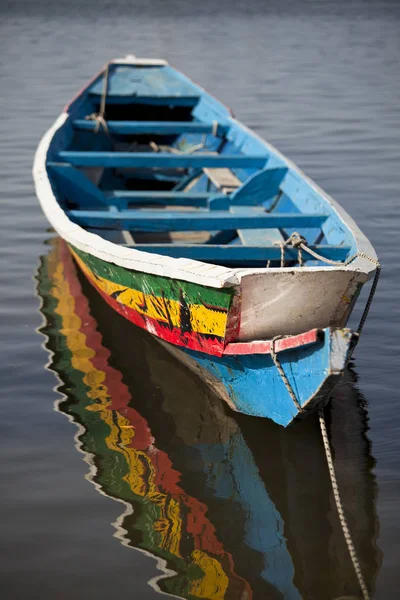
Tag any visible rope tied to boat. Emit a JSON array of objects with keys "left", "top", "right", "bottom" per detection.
[
  {"left": 270, "top": 338, "right": 371, "bottom": 598},
  {"left": 270, "top": 336, "right": 304, "bottom": 413},
  {"left": 318, "top": 408, "right": 370, "bottom": 600},
  {"left": 268, "top": 232, "right": 380, "bottom": 599},
  {"left": 274, "top": 231, "right": 307, "bottom": 267},
  {"left": 277, "top": 232, "right": 381, "bottom": 339},
  {"left": 85, "top": 64, "right": 110, "bottom": 133}
]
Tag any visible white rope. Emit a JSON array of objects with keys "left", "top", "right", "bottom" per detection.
[
  {"left": 268, "top": 233, "right": 379, "bottom": 600},
  {"left": 275, "top": 232, "right": 381, "bottom": 338},
  {"left": 318, "top": 409, "right": 370, "bottom": 600},
  {"left": 273, "top": 231, "right": 306, "bottom": 268},
  {"left": 85, "top": 64, "right": 110, "bottom": 133},
  {"left": 270, "top": 343, "right": 371, "bottom": 599},
  {"left": 270, "top": 336, "right": 304, "bottom": 413}
]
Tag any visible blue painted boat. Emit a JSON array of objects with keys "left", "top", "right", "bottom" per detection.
[{"left": 34, "top": 56, "right": 379, "bottom": 427}]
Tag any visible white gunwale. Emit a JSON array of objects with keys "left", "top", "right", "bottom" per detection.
[{"left": 33, "top": 56, "right": 377, "bottom": 290}]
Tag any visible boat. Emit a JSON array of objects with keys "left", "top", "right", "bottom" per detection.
[
  {"left": 33, "top": 56, "right": 380, "bottom": 427},
  {"left": 36, "top": 237, "right": 382, "bottom": 599}
]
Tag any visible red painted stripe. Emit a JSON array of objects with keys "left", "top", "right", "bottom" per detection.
[
  {"left": 58, "top": 241, "right": 254, "bottom": 585},
  {"left": 75, "top": 256, "right": 226, "bottom": 357},
  {"left": 223, "top": 328, "right": 321, "bottom": 356}
]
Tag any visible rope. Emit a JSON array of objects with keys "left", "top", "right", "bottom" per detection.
[
  {"left": 273, "top": 231, "right": 307, "bottom": 268},
  {"left": 270, "top": 340, "right": 370, "bottom": 598},
  {"left": 273, "top": 232, "right": 381, "bottom": 338},
  {"left": 267, "top": 238, "right": 379, "bottom": 600},
  {"left": 318, "top": 409, "right": 370, "bottom": 600},
  {"left": 270, "top": 336, "right": 304, "bottom": 413},
  {"left": 85, "top": 64, "right": 110, "bottom": 133}
]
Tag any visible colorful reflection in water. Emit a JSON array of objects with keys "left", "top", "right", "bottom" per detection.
[{"left": 37, "top": 238, "right": 381, "bottom": 599}]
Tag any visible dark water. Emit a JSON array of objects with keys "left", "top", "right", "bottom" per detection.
[{"left": 1, "top": 1, "right": 399, "bottom": 598}]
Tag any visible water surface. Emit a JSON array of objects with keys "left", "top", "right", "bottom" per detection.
[{"left": 1, "top": 1, "right": 399, "bottom": 598}]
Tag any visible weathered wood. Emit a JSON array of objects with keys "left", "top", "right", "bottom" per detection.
[
  {"left": 224, "top": 329, "right": 321, "bottom": 355},
  {"left": 58, "top": 151, "right": 268, "bottom": 170},
  {"left": 182, "top": 328, "right": 355, "bottom": 426},
  {"left": 121, "top": 244, "right": 351, "bottom": 262},
  {"left": 73, "top": 120, "right": 229, "bottom": 136},
  {"left": 89, "top": 64, "right": 201, "bottom": 105},
  {"left": 204, "top": 167, "right": 242, "bottom": 190},
  {"left": 67, "top": 209, "right": 328, "bottom": 232}
]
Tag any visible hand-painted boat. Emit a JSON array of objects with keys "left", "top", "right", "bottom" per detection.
[
  {"left": 36, "top": 237, "right": 381, "bottom": 599},
  {"left": 33, "top": 56, "right": 380, "bottom": 427}
]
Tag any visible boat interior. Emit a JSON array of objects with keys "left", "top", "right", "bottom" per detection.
[{"left": 47, "top": 62, "right": 356, "bottom": 269}]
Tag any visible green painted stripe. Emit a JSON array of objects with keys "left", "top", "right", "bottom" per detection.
[{"left": 70, "top": 245, "right": 234, "bottom": 309}]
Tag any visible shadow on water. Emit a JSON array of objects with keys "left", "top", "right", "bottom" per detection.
[{"left": 36, "top": 238, "right": 382, "bottom": 600}]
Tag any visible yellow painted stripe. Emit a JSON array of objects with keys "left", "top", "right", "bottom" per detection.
[
  {"left": 189, "top": 550, "right": 229, "bottom": 600},
  {"left": 71, "top": 249, "right": 227, "bottom": 338},
  {"left": 52, "top": 256, "right": 182, "bottom": 554},
  {"left": 50, "top": 249, "right": 237, "bottom": 595}
]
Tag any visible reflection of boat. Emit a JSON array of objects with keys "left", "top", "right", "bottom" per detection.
[
  {"left": 34, "top": 57, "right": 379, "bottom": 426},
  {"left": 37, "top": 238, "right": 381, "bottom": 599}
]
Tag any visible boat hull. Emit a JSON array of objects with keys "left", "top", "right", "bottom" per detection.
[
  {"left": 65, "top": 240, "right": 356, "bottom": 427},
  {"left": 158, "top": 329, "right": 356, "bottom": 427}
]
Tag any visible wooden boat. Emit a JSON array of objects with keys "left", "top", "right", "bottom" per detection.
[
  {"left": 36, "top": 237, "right": 382, "bottom": 599},
  {"left": 33, "top": 56, "right": 379, "bottom": 427}
]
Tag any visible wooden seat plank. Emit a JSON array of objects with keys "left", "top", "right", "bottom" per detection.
[
  {"left": 232, "top": 206, "right": 285, "bottom": 247},
  {"left": 73, "top": 120, "right": 228, "bottom": 136},
  {"left": 67, "top": 209, "right": 328, "bottom": 232},
  {"left": 203, "top": 168, "right": 242, "bottom": 191},
  {"left": 120, "top": 244, "right": 351, "bottom": 263},
  {"left": 89, "top": 65, "right": 200, "bottom": 102},
  {"left": 106, "top": 190, "right": 228, "bottom": 208},
  {"left": 57, "top": 151, "right": 268, "bottom": 170}
]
